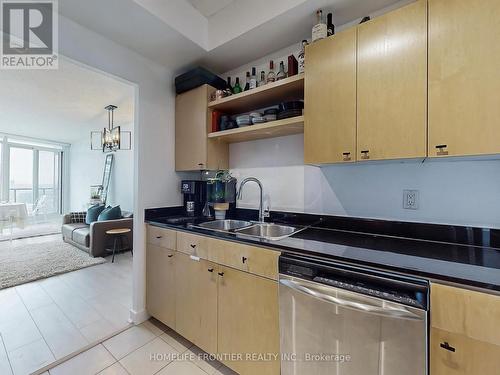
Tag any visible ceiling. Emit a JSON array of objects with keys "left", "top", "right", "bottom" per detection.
[
  {"left": 59, "top": 0, "right": 405, "bottom": 74},
  {"left": 186, "top": 0, "right": 235, "bottom": 17},
  {"left": 0, "top": 58, "right": 135, "bottom": 144}
]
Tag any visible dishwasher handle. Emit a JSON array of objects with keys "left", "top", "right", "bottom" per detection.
[{"left": 280, "top": 278, "right": 424, "bottom": 321}]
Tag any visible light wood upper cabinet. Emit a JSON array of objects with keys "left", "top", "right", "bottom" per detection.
[
  {"left": 174, "top": 252, "right": 218, "bottom": 354},
  {"left": 304, "top": 28, "right": 357, "bottom": 164},
  {"left": 217, "top": 266, "right": 280, "bottom": 375},
  {"left": 357, "top": 0, "right": 427, "bottom": 161},
  {"left": 146, "top": 244, "right": 176, "bottom": 328},
  {"left": 428, "top": 0, "right": 500, "bottom": 157},
  {"left": 175, "top": 85, "right": 228, "bottom": 171}
]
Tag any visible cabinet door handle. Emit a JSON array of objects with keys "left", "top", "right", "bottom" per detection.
[
  {"left": 167, "top": 254, "right": 174, "bottom": 258},
  {"left": 156, "top": 236, "right": 162, "bottom": 239},
  {"left": 190, "top": 244, "right": 196, "bottom": 248},
  {"left": 440, "top": 342, "right": 456, "bottom": 352},
  {"left": 208, "top": 268, "right": 214, "bottom": 273},
  {"left": 360, "top": 150, "right": 370, "bottom": 160},
  {"left": 218, "top": 272, "right": 224, "bottom": 277},
  {"left": 242, "top": 256, "right": 247, "bottom": 264},
  {"left": 435, "top": 144, "right": 449, "bottom": 156},
  {"left": 342, "top": 152, "right": 351, "bottom": 162}
]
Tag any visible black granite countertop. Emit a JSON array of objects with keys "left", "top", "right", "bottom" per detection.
[{"left": 145, "top": 206, "right": 500, "bottom": 292}]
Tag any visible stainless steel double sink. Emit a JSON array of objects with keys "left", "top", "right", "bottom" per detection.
[{"left": 192, "top": 219, "right": 302, "bottom": 241}]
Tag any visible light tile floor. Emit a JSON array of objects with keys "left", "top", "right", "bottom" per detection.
[
  {"left": 45, "top": 319, "right": 238, "bottom": 375},
  {"left": 0, "top": 235, "right": 133, "bottom": 375}
]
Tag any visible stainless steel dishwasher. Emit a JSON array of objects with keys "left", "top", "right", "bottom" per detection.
[{"left": 279, "top": 254, "right": 428, "bottom": 375}]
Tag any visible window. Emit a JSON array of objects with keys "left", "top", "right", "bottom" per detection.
[
  {"left": 0, "top": 135, "right": 65, "bottom": 213},
  {"left": 9, "top": 147, "right": 34, "bottom": 207}
]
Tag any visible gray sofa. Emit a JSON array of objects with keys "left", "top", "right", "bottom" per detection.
[{"left": 62, "top": 211, "right": 133, "bottom": 257}]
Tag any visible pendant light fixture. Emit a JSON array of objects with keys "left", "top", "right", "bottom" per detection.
[
  {"left": 91, "top": 105, "right": 131, "bottom": 152},
  {"left": 102, "top": 104, "right": 119, "bottom": 152}
]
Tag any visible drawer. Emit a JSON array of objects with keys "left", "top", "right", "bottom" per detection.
[
  {"left": 431, "top": 283, "right": 500, "bottom": 346},
  {"left": 176, "top": 231, "right": 210, "bottom": 258},
  {"left": 208, "top": 238, "right": 280, "bottom": 280},
  {"left": 431, "top": 328, "right": 500, "bottom": 375},
  {"left": 147, "top": 225, "right": 176, "bottom": 249}
]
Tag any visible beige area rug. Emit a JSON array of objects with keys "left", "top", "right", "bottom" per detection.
[
  {"left": 0, "top": 239, "right": 106, "bottom": 289},
  {"left": 0, "top": 221, "right": 61, "bottom": 242}
]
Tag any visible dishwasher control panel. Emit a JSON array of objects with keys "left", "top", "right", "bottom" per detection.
[{"left": 280, "top": 254, "right": 429, "bottom": 310}]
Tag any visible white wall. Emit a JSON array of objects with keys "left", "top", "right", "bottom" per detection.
[
  {"left": 69, "top": 123, "right": 134, "bottom": 212},
  {"left": 230, "top": 135, "right": 500, "bottom": 229},
  {"left": 58, "top": 14, "right": 182, "bottom": 323}
]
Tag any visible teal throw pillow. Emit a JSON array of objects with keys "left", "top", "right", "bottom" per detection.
[
  {"left": 86, "top": 204, "right": 105, "bottom": 224},
  {"left": 97, "top": 205, "right": 122, "bottom": 221}
]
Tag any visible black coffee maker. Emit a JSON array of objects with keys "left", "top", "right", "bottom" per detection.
[{"left": 181, "top": 180, "right": 207, "bottom": 216}]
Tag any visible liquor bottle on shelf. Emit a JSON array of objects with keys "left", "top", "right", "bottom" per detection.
[
  {"left": 244, "top": 71, "right": 250, "bottom": 91},
  {"left": 259, "top": 71, "right": 266, "bottom": 87},
  {"left": 277, "top": 61, "right": 286, "bottom": 80},
  {"left": 250, "top": 67, "right": 257, "bottom": 89},
  {"left": 267, "top": 61, "right": 276, "bottom": 83},
  {"left": 327, "top": 13, "right": 335, "bottom": 36},
  {"left": 288, "top": 54, "right": 298, "bottom": 77},
  {"left": 298, "top": 40, "right": 308, "bottom": 74},
  {"left": 233, "top": 77, "right": 242, "bottom": 93},
  {"left": 227, "top": 77, "right": 231, "bottom": 89},
  {"left": 312, "top": 9, "right": 327, "bottom": 42}
]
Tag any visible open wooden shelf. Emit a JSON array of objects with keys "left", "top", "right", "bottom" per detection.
[
  {"left": 208, "top": 74, "right": 304, "bottom": 114},
  {"left": 208, "top": 116, "right": 304, "bottom": 143}
]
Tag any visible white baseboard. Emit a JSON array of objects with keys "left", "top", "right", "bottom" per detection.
[{"left": 129, "top": 308, "right": 150, "bottom": 324}]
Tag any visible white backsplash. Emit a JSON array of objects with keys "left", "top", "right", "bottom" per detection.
[{"left": 230, "top": 134, "right": 500, "bottom": 229}]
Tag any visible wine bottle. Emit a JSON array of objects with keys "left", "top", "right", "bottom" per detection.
[
  {"left": 250, "top": 67, "right": 257, "bottom": 89},
  {"left": 267, "top": 61, "right": 276, "bottom": 83},
  {"left": 244, "top": 71, "right": 250, "bottom": 91},
  {"left": 277, "top": 61, "right": 286, "bottom": 80},
  {"left": 312, "top": 10, "right": 327, "bottom": 42},
  {"left": 233, "top": 77, "right": 242, "bottom": 94},
  {"left": 227, "top": 77, "right": 232, "bottom": 90},
  {"left": 327, "top": 12, "right": 335, "bottom": 36}
]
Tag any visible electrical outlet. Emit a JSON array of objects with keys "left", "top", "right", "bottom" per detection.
[{"left": 403, "top": 190, "right": 419, "bottom": 210}]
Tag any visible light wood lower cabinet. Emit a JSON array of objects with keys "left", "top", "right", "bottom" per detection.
[
  {"left": 431, "top": 328, "right": 500, "bottom": 375},
  {"left": 146, "top": 244, "right": 176, "bottom": 329},
  {"left": 174, "top": 252, "right": 218, "bottom": 354},
  {"left": 146, "top": 226, "right": 280, "bottom": 375},
  {"left": 430, "top": 283, "right": 500, "bottom": 374},
  {"left": 217, "top": 266, "right": 280, "bottom": 375},
  {"left": 146, "top": 226, "right": 176, "bottom": 249}
]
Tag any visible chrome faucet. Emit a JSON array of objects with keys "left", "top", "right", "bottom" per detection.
[{"left": 237, "top": 177, "right": 268, "bottom": 222}]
